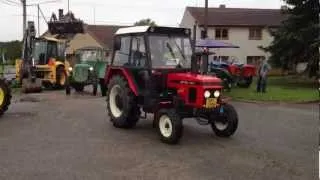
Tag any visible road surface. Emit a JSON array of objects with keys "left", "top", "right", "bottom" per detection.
[{"left": 0, "top": 89, "right": 318, "bottom": 180}]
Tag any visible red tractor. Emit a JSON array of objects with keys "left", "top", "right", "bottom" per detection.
[{"left": 104, "top": 26, "right": 239, "bottom": 144}]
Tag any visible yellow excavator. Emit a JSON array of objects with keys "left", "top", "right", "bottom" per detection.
[{"left": 15, "top": 9, "right": 84, "bottom": 93}]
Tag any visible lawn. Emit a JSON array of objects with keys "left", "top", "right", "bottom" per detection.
[{"left": 224, "top": 76, "right": 319, "bottom": 103}]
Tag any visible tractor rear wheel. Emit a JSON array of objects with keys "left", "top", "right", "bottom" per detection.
[
  {"left": 106, "top": 75, "right": 140, "bottom": 128},
  {"left": 55, "top": 66, "right": 66, "bottom": 89},
  {"left": 155, "top": 109, "right": 183, "bottom": 144},
  {"left": 0, "top": 79, "right": 11, "bottom": 116},
  {"left": 211, "top": 104, "right": 238, "bottom": 137}
]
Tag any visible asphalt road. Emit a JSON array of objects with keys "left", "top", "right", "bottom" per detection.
[{"left": 0, "top": 89, "right": 318, "bottom": 180}]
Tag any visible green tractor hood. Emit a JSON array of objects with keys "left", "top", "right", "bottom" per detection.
[{"left": 73, "top": 64, "right": 92, "bottom": 82}]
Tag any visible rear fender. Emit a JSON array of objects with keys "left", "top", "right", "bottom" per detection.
[
  {"left": 104, "top": 67, "right": 139, "bottom": 96},
  {"left": 242, "top": 65, "right": 256, "bottom": 77}
]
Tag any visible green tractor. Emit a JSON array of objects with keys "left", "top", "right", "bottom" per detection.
[{"left": 65, "top": 46, "right": 109, "bottom": 96}]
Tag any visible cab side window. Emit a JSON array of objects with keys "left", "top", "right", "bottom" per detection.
[
  {"left": 130, "top": 36, "right": 146, "bottom": 67},
  {"left": 113, "top": 36, "right": 131, "bottom": 66}
]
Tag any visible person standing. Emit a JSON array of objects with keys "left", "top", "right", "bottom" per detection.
[{"left": 257, "top": 58, "right": 271, "bottom": 93}]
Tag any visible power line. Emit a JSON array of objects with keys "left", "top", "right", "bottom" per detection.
[
  {"left": 5, "top": 0, "right": 20, "bottom": 5},
  {"left": 0, "top": 0, "right": 20, "bottom": 6}
]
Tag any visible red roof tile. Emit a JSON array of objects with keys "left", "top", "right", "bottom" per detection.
[{"left": 86, "top": 24, "right": 128, "bottom": 49}]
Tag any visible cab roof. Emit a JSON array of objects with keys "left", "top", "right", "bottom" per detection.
[{"left": 115, "top": 26, "right": 191, "bottom": 36}]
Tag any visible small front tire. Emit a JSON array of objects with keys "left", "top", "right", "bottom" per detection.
[
  {"left": 155, "top": 109, "right": 183, "bottom": 144},
  {"left": 211, "top": 104, "right": 238, "bottom": 137}
]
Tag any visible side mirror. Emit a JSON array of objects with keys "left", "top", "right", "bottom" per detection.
[{"left": 114, "top": 36, "right": 121, "bottom": 51}]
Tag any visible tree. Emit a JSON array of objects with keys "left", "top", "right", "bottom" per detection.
[
  {"left": 261, "top": 0, "right": 319, "bottom": 77},
  {"left": 0, "top": 41, "right": 22, "bottom": 65},
  {"left": 134, "top": 18, "right": 157, "bottom": 26}
]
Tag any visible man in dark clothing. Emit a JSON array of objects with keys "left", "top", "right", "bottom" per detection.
[{"left": 257, "top": 58, "right": 271, "bottom": 93}]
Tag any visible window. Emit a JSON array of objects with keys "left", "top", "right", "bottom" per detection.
[
  {"left": 215, "top": 28, "right": 228, "bottom": 40},
  {"left": 249, "top": 28, "right": 262, "bottom": 40},
  {"left": 113, "top": 36, "right": 131, "bottom": 66},
  {"left": 247, "top": 56, "right": 265, "bottom": 65},
  {"left": 130, "top": 36, "right": 146, "bottom": 67},
  {"left": 149, "top": 35, "right": 192, "bottom": 69},
  {"left": 213, "top": 56, "right": 229, "bottom": 63}
]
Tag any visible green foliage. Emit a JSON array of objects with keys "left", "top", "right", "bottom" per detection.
[
  {"left": 0, "top": 40, "right": 22, "bottom": 65},
  {"left": 260, "top": 0, "right": 319, "bottom": 77},
  {"left": 134, "top": 18, "right": 157, "bottom": 26}
]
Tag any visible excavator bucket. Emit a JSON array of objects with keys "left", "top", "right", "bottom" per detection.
[
  {"left": 48, "top": 9, "right": 84, "bottom": 34},
  {"left": 48, "top": 21, "right": 84, "bottom": 34}
]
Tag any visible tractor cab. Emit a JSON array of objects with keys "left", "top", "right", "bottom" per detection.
[{"left": 33, "top": 37, "right": 65, "bottom": 65}]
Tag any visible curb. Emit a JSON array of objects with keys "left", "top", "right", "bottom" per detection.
[{"left": 226, "top": 97, "right": 319, "bottom": 105}]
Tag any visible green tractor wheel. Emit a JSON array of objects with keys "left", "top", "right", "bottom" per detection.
[
  {"left": 74, "top": 84, "right": 84, "bottom": 92},
  {"left": 0, "top": 79, "right": 12, "bottom": 116}
]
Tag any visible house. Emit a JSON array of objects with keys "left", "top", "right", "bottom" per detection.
[
  {"left": 180, "top": 5, "right": 287, "bottom": 65},
  {"left": 42, "top": 24, "right": 127, "bottom": 55}
]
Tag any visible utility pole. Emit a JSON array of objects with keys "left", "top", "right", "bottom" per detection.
[
  {"left": 21, "top": 0, "right": 26, "bottom": 35},
  {"left": 67, "top": 0, "right": 70, "bottom": 13},
  {"left": 37, "top": 4, "right": 40, "bottom": 37},
  {"left": 204, "top": 0, "right": 208, "bottom": 39}
]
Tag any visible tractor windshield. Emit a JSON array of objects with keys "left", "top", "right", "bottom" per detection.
[
  {"left": 76, "top": 49, "right": 103, "bottom": 63},
  {"left": 33, "top": 40, "right": 60, "bottom": 65},
  {"left": 149, "top": 35, "right": 192, "bottom": 69}
]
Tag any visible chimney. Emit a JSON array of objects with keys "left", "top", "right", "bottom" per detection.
[
  {"left": 219, "top": 4, "right": 226, "bottom": 8},
  {"left": 58, "top": 9, "right": 63, "bottom": 20}
]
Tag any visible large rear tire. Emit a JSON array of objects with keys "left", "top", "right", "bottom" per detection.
[
  {"left": 106, "top": 75, "right": 140, "bottom": 128},
  {"left": 0, "top": 79, "right": 11, "bottom": 116},
  {"left": 155, "top": 109, "right": 183, "bottom": 144},
  {"left": 211, "top": 104, "right": 238, "bottom": 137}
]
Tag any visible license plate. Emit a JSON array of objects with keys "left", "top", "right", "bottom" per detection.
[{"left": 205, "top": 98, "right": 217, "bottom": 108}]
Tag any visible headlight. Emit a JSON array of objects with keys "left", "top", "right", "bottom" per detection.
[
  {"left": 204, "top": 90, "right": 211, "bottom": 98},
  {"left": 89, "top": 67, "right": 94, "bottom": 71},
  {"left": 68, "top": 67, "right": 73, "bottom": 71},
  {"left": 213, "top": 90, "right": 220, "bottom": 97}
]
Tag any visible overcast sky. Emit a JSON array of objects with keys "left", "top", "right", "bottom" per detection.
[{"left": 0, "top": 0, "right": 285, "bottom": 41}]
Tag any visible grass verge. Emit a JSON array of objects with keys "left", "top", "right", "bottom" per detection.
[{"left": 224, "top": 76, "right": 319, "bottom": 103}]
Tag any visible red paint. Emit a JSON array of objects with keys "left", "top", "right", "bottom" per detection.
[
  {"left": 241, "top": 64, "right": 256, "bottom": 77},
  {"left": 104, "top": 67, "right": 139, "bottom": 96},
  {"left": 167, "top": 72, "right": 223, "bottom": 108}
]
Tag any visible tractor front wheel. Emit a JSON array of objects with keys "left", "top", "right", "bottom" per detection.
[
  {"left": 106, "top": 75, "right": 140, "bottom": 128},
  {"left": 0, "top": 79, "right": 11, "bottom": 116},
  {"left": 73, "top": 84, "right": 84, "bottom": 92},
  {"left": 92, "top": 77, "right": 98, "bottom": 96},
  {"left": 155, "top": 109, "right": 183, "bottom": 144},
  {"left": 99, "top": 78, "right": 107, "bottom": 96},
  {"left": 211, "top": 104, "right": 238, "bottom": 137}
]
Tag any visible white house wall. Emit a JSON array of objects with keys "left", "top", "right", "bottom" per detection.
[
  {"left": 179, "top": 10, "right": 201, "bottom": 42},
  {"left": 204, "top": 27, "right": 273, "bottom": 64}
]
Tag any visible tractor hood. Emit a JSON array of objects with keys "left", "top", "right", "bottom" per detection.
[
  {"left": 73, "top": 64, "right": 92, "bottom": 82},
  {"left": 167, "top": 72, "right": 222, "bottom": 86}
]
